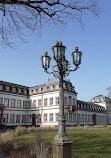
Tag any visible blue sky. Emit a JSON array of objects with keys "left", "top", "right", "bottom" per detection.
[{"left": 0, "top": 0, "right": 111, "bottom": 101}]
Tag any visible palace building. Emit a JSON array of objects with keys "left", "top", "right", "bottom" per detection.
[{"left": 0, "top": 79, "right": 111, "bottom": 128}]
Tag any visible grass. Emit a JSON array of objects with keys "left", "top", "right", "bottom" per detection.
[
  {"left": 14, "top": 129, "right": 111, "bottom": 158},
  {"left": 0, "top": 128, "right": 111, "bottom": 158}
]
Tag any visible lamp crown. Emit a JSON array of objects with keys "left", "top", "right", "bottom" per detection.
[
  {"left": 60, "top": 41, "right": 62, "bottom": 45},
  {"left": 75, "top": 47, "right": 78, "bottom": 51},
  {"left": 44, "top": 51, "right": 48, "bottom": 55},
  {"left": 56, "top": 41, "right": 59, "bottom": 45}
]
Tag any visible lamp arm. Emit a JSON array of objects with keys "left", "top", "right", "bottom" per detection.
[
  {"left": 45, "top": 69, "right": 59, "bottom": 78},
  {"left": 69, "top": 66, "right": 79, "bottom": 72}
]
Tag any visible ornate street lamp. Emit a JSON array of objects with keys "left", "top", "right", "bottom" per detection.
[{"left": 42, "top": 41, "right": 82, "bottom": 158}]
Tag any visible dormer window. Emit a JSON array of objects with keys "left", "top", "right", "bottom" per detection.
[
  {"left": 18, "top": 88, "right": 21, "bottom": 93},
  {"left": 6, "top": 86, "right": 10, "bottom": 92},
  {"left": 0, "top": 85, "right": 3, "bottom": 90},
  {"left": 12, "top": 87, "right": 16, "bottom": 93}
]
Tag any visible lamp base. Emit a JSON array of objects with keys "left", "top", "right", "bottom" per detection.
[{"left": 52, "top": 134, "right": 73, "bottom": 158}]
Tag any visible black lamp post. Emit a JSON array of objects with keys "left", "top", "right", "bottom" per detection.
[{"left": 42, "top": 41, "right": 82, "bottom": 158}]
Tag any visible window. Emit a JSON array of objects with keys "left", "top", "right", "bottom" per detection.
[
  {"left": 44, "top": 114, "right": 47, "bottom": 122},
  {"left": 3, "top": 114, "right": 8, "bottom": 123},
  {"left": 10, "top": 114, "right": 15, "bottom": 123},
  {"left": 55, "top": 113, "right": 59, "bottom": 122},
  {"left": 69, "top": 113, "right": 72, "bottom": 122},
  {"left": 85, "top": 115, "right": 87, "bottom": 122},
  {"left": 22, "top": 115, "right": 26, "bottom": 123},
  {"left": 23, "top": 101, "right": 27, "bottom": 109},
  {"left": 44, "top": 98, "right": 48, "bottom": 106},
  {"left": 50, "top": 98, "right": 53, "bottom": 106},
  {"left": 17, "top": 100, "right": 21, "bottom": 108},
  {"left": 16, "top": 115, "right": 21, "bottom": 123},
  {"left": 11, "top": 99, "right": 16, "bottom": 108},
  {"left": 4, "top": 98, "right": 9, "bottom": 107},
  {"left": 73, "top": 113, "right": 76, "bottom": 122},
  {"left": 64, "top": 97, "right": 67, "bottom": 105},
  {"left": 12, "top": 87, "right": 16, "bottom": 93},
  {"left": 0, "top": 85, "right": 3, "bottom": 90},
  {"left": 6, "top": 86, "right": 10, "bottom": 92},
  {"left": 28, "top": 101, "right": 31, "bottom": 109},
  {"left": 55, "top": 97, "right": 59, "bottom": 105},
  {"left": 68, "top": 96, "right": 72, "bottom": 105},
  {"left": 72, "top": 98, "right": 75, "bottom": 106},
  {"left": 18, "top": 88, "right": 21, "bottom": 93},
  {"left": 88, "top": 115, "right": 91, "bottom": 122},
  {"left": 37, "top": 114, "right": 41, "bottom": 123},
  {"left": 0, "top": 98, "right": 3, "bottom": 105},
  {"left": 33, "top": 100, "right": 36, "bottom": 108},
  {"left": 27, "top": 115, "right": 31, "bottom": 123},
  {"left": 49, "top": 113, "right": 53, "bottom": 122},
  {"left": 38, "top": 99, "right": 41, "bottom": 107}
]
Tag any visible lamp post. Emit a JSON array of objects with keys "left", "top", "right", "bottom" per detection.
[{"left": 42, "top": 41, "right": 82, "bottom": 158}]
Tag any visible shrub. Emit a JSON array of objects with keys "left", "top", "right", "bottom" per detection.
[
  {"left": 0, "top": 130, "right": 15, "bottom": 143},
  {"left": 15, "top": 126, "right": 27, "bottom": 136},
  {"left": 28, "top": 126, "right": 36, "bottom": 133},
  {"left": 0, "top": 140, "right": 14, "bottom": 156}
]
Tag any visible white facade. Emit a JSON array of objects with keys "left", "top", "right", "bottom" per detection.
[{"left": 0, "top": 80, "right": 111, "bottom": 127}]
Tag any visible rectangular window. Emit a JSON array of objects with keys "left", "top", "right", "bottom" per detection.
[
  {"left": 55, "top": 97, "right": 59, "bottom": 105},
  {"left": 18, "top": 89, "right": 21, "bottom": 93},
  {"left": 10, "top": 114, "right": 15, "bottom": 123},
  {"left": 11, "top": 99, "right": 16, "bottom": 108},
  {"left": 64, "top": 97, "right": 67, "bottom": 106},
  {"left": 38, "top": 99, "right": 41, "bottom": 107},
  {"left": 23, "top": 101, "right": 27, "bottom": 109},
  {"left": 4, "top": 98, "right": 9, "bottom": 107},
  {"left": 6, "top": 86, "right": 10, "bottom": 92},
  {"left": 22, "top": 115, "right": 26, "bottom": 123},
  {"left": 27, "top": 115, "right": 31, "bottom": 123},
  {"left": 69, "top": 113, "right": 72, "bottom": 122},
  {"left": 49, "top": 113, "right": 53, "bottom": 122},
  {"left": 37, "top": 114, "right": 41, "bottom": 123},
  {"left": 17, "top": 100, "right": 21, "bottom": 108},
  {"left": 33, "top": 100, "right": 36, "bottom": 108},
  {"left": 55, "top": 113, "right": 59, "bottom": 122},
  {"left": 3, "top": 114, "right": 8, "bottom": 123},
  {"left": 16, "top": 115, "right": 21, "bottom": 123},
  {"left": 50, "top": 98, "right": 53, "bottom": 106},
  {"left": 12, "top": 87, "right": 16, "bottom": 93},
  {"left": 44, "top": 114, "right": 47, "bottom": 122},
  {"left": 72, "top": 98, "right": 75, "bottom": 106},
  {"left": 28, "top": 101, "right": 31, "bottom": 109},
  {"left": 0, "top": 97, "right": 3, "bottom": 105},
  {"left": 73, "top": 113, "right": 76, "bottom": 122},
  {"left": 0, "top": 85, "right": 3, "bottom": 90},
  {"left": 44, "top": 98, "right": 48, "bottom": 106},
  {"left": 69, "top": 96, "right": 72, "bottom": 105}
]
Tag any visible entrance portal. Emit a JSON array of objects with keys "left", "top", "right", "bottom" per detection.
[
  {"left": 32, "top": 114, "right": 36, "bottom": 126},
  {"left": 92, "top": 114, "right": 96, "bottom": 125}
]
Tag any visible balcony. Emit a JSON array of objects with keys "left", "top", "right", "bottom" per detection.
[{"left": 68, "top": 105, "right": 76, "bottom": 112}]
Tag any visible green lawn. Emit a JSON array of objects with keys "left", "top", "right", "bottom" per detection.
[{"left": 15, "top": 129, "right": 111, "bottom": 158}]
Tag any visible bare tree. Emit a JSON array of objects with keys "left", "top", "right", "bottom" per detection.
[{"left": 0, "top": 0, "right": 100, "bottom": 47}]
